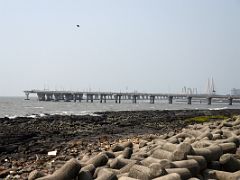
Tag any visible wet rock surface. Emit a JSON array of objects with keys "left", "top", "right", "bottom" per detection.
[{"left": 1, "top": 109, "right": 240, "bottom": 179}]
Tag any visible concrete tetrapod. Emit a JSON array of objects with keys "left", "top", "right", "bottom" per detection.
[
  {"left": 118, "top": 147, "right": 133, "bottom": 159},
  {"left": 152, "top": 146, "right": 188, "bottom": 161},
  {"left": 218, "top": 142, "right": 237, "bottom": 154},
  {"left": 141, "top": 157, "right": 173, "bottom": 168},
  {"left": 161, "top": 142, "right": 193, "bottom": 155},
  {"left": 219, "top": 153, "right": 240, "bottom": 172},
  {"left": 36, "top": 158, "right": 81, "bottom": 180},
  {"left": 149, "top": 163, "right": 168, "bottom": 178},
  {"left": 85, "top": 152, "right": 109, "bottom": 167},
  {"left": 95, "top": 168, "right": 117, "bottom": 180},
  {"left": 204, "top": 169, "right": 240, "bottom": 180},
  {"left": 152, "top": 173, "right": 181, "bottom": 180},
  {"left": 128, "top": 164, "right": 152, "bottom": 180},
  {"left": 78, "top": 170, "right": 93, "bottom": 180},
  {"left": 128, "top": 164, "right": 167, "bottom": 180},
  {"left": 28, "top": 170, "right": 46, "bottom": 180},
  {"left": 165, "top": 168, "right": 192, "bottom": 179},
  {"left": 80, "top": 164, "right": 96, "bottom": 175},
  {"left": 118, "top": 159, "right": 137, "bottom": 174},
  {"left": 192, "top": 145, "right": 222, "bottom": 162},
  {"left": 208, "top": 161, "right": 221, "bottom": 170},
  {"left": 109, "top": 158, "right": 136, "bottom": 170},
  {"left": 118, "top": 177, "right": 138, "bottom": 180},
  {"left": 171, "top": 159, "right": 200, "bottom": 177},
  {"left": 186, "top": 155, "right": 207, "bottom": 171},
  {"left": 111, "top": 142, "right": 133, "bottom": 152}
]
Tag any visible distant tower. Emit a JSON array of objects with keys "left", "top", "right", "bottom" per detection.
[
  {"left": 182, "top": 86, "right": 187, "bottom": 94},
  {"left": 211, "top": 77, "right": 216, "bottom": 94},
  {"left": 206, "top": 77, "right": 216, "bottom": 94}
]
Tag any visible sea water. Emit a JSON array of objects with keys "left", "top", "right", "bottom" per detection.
[{"left": 0, "top": 96, "right": 239, "bottom": 118}]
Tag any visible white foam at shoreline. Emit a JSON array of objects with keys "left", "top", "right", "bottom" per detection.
[
  {"left": 208, "top": 107, "right": 228, "bottom": 110},
  {"left": 7, "top": 115, "right": 18, "bottom": 119},
  {"left": 24, "top": 106, "right": 44, "bottom": 109}
]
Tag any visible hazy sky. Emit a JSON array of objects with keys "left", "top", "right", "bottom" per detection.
[{"left": 0, "top": 0, "right": 240, "bottom": 96}]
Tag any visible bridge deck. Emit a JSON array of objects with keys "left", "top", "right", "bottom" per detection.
[{"left": 23, "top": 90, "right": 240, "bottom": 105}]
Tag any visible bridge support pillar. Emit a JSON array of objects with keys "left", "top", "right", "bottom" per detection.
[
  {"left": 228, "top": 98, "right": 233, "bottom": 105},
  {"left": 168, "top": 96, "right": 173, "bottom": 104},
  {"left": 73, "top": 94, "right": 82, "bottom": 102},
  {"left": 118, "top": 95, "right": 121, "bottom": 103},
  {"left": 74, "top": 94, "right": 77, "bottom": 102},
  {"left": 86, "top": 94, "right": 90, "bottom": 102},
  {"left": 132, "top": 95, "right": 137, "bottom": 103},
  {"left": 115, "top": 95, "right": 121, "bottom": 103},
  {"left": 100, "top": 94, "right": 107, "bottom": 103},
  {"left": 46, "top": 94, "right": 53, "bottom": 101},
  {"left": 80, "top": 94, "right": 83, "bottom": 102},
  {"left": 150, "top": 95, "right": 155, "bottom": 104},
  {"left": 37, "top": 93, "right": 45, "bottom": 101},
  {"left": 207, "top": 97, "right": 212, "bottom": 105},
  {"left": 54, "top": 94, "right": 61, "bottom": 101},
  {"left": 90, "top": 95, "right": 93, "bottom": 103},
  {"left": 64, "top": 94, "right": 73, "bottom": 102},
  {"left": 25, "top": 92, "right": 30, "bottom": 100},
  {"left": 187, "top": 97, "right": 192, "bottom": 105}
]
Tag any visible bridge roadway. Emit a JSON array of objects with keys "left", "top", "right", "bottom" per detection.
[{"left": 23, "top": 90, "right": 240, "bottom": 105}]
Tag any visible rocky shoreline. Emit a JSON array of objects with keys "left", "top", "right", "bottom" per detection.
[{"left": 1, "top": 109, "right": 240, "bottom": 179}]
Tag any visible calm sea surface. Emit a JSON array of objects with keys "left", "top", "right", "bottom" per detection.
[{"left": 0, "top": 96, "right": 240, "bottom": 118}]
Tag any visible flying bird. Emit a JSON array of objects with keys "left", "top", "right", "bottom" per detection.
[{"left": 76, "top": 25, "right": 80, "bottom": 28}]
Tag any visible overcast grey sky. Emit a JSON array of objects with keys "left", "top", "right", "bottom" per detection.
[{"left": 0, "top": 0, "right": 239, "bottom": 96}]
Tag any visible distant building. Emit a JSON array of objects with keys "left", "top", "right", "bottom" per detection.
[{"left": 231, "top": 88, "right": 240, "bottom": 95}]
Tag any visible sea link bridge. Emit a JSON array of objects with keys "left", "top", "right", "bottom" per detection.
[{"left": 24, "top": 90, "right": 240, "bottom": 105}]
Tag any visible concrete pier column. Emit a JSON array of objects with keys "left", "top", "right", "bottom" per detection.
[
  {"left": 168, "top": 96, "right": 173, "bottom": 104},
  {"left": 187, "top": 96, "right": 192, "bottom": 105},
  {"left": 46, "top": 94, "right": 53, "bottom": 101},
  {"left": 228, "top": 98, "right": 233, "bottom": 105},
  {"left": 64, "top": 94, "right": 72, "bottom": 102},
  {"left": 86, "top": 94, "right": 89, "bottom": 102},
  {"left": 132, "top": 95, "right": 137, "bottom": 103},
  {"left": 115, "top": 95, "right": 118, "bottom": 103},
  {"left": 59, "top": 94, "right": 64, "bottom": 100},
  {"left": 150, "top": 95, "right": 155, "bottom": 104},
  {"left": 100, "top": 94, "right": 103, "bottom": 103},
  {"left": 128, "top": 95, "right": 131, "bottom": 100},
  {"left": 73, "top": 94, "right": 77, "bottom": 102},
  {"left": 79, "top": 94, "right": 83, "bottom": 102},
  {"left": 25, "top": 92, "right": 30, "bottom": 100},
  {"left": 207, "top": 97, "right": 212, "bottom": 105},
  {"left": 104, "top": 95, "right": 107, "bottom": 103},
  {"left": 37, "top": 93, "right": 46, "bottom": 101},
  {"left": 74, "top": 94, "right": 81, "bottom": 102},
  {"left": 90, "top": 95, "right": 93, "bottom": 103},
  {"left": 54, "top": 94, "right": 61, "bottom": 101},
  {"left": 118, "top": 95, "right": 121, "bottom": 103}
]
